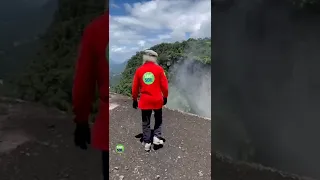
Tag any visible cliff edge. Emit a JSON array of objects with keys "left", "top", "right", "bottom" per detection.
[{"left": 0, "top": 94, "right": 316, "bottom": 180}]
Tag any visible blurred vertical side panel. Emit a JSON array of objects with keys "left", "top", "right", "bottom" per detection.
[
  {"left": 0, "top": 0, "right": 109, "bottom": 180},
  {"left": 213, "top": 0, "right": 320, "bottom": 180}
]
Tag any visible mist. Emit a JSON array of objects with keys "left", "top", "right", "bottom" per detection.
[
  {"left": 212, "top": 0, "right": 320, "bottom": 178},
  {"left": 167, "top": 59, "right": 211, "bottom": 119}
]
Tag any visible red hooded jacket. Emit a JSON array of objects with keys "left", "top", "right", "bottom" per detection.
[
  {"left": 72, "top": 12, "right": 109, "bottom": 151},
  {"left": 132, "top": 62, "right": 169, "bottom": 110}
]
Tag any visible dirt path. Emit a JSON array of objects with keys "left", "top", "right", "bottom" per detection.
[
  {"left": 0, "top": 95, "right": 317, "bottom": 180},
  {"left": 109, "top": 93, "right": 211, "bottom": 180},
  {"left": 0, "top": 97, "right": 103, "bottom": 180}
]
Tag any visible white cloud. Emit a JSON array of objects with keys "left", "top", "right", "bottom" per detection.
[
  {"left": 110, "top": 3, "right": 119, "bottom": 8},
  {"left": 110, "top": 0, "right": 211, "bottom": 63},
  {"left": 110, "top": 0, "right": 119, "bottom": 9}
]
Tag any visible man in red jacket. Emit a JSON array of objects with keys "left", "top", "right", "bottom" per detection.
[
  {"left": 72, "top": 12, "right": 109, "bottom": 179},
  {"left": 132, "top": 49, "right": 169, "bottom": 151}
]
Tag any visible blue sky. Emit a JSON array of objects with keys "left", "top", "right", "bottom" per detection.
[{"left": 109, "top": 0, "right": 211, "bottom": 63}]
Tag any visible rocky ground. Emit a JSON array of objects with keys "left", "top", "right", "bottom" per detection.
[
  {"left": 109, "top": 93, "right": 211, "bottom": 180},
  {"left": 0, "top": 97, "right": 103, "bottom": 180},
  {"left": 0, "top": 94, "right": 317, "bottom": 180},
  {"left": 213, "top": 152, "right": 317, "bottom": 180}
]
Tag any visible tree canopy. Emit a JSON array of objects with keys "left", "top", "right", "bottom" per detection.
[
  {"left": 8, "top": 0, "right": 320, "bottom": 114},
  {"left": 14, "top": 0, "right": 105, "bottom": 112},
  {"left": 113, "top": 38, "right": 211, "bottom": 96}
]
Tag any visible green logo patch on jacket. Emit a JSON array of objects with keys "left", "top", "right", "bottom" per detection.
[{"left": 143, "top": 72, "right": 155, "bottom": 85}]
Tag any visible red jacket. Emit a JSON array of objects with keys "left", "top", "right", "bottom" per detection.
[
  {"left": 132, "top": 62, "right": 169, "bottom": 110},
  {"left": 72, "top": 12, "right": 109, "bottom": 151}
]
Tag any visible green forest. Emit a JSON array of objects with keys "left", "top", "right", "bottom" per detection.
[
  {"left": 112, "top": 38, "right": 211, "bottom": 96},
  {"left": 9, "top": 0, "right": 105, "bottom": 112},
  {"left": 1, "top": 0, "right": 317, "bottom": 114},
  {"left": 0, "top": 0, "right": 211, "bottom": 117}
]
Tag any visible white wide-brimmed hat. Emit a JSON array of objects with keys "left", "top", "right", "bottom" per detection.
[{"left": 143, "top": 49, "right": 158, "bottom": 64}]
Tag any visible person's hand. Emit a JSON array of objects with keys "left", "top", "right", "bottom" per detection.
[
  {"left": 74, "top": 122, "right": 91, "bottom": 150},
  {"left": 163, "top": 97, "right": 167, "bottom": 105},
  {"left": 132, "top": 100, "right": 138, "bottom": 109}
]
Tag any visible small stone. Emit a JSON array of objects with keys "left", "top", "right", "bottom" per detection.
[
  {"left": 125, "top": 166, "right": 129, "bottom": 170},
  {"left": 114, "top": 167, "right": 119, "bottom": 170},
  {"left": 155, "top": 175, "right": 160, "bottom": 179},
  {"left": 198, "top": 171, "right": 203, "bottom": 177},
  {"left": 119, "top": 175, "right": 124, "bottom": 180},
  {"left": 51, "top": 144, "right": 58, "bottom": 148}
]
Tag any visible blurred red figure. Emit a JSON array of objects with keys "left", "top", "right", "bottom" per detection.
[
  {"left": 132, "top": 50, "right": 169, "bottom": 151},
  {"left": 72, "top": 12, "right": 109, "bottom": 179}
]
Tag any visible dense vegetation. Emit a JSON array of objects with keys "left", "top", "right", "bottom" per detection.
[
  {"left": 0, "top": 0, "right": 57, "bottom": 79},
  {"left": 109, "top": 73, "right": 122, "bottom": 87},
  {"left": 109, "top": 60, "right": 127, "bottom": 87},
  {"left": 2, "top": 0, "right": 317, "bottom": 114},
  {"left": 113, "top": 38, "right": 211, "bottom": 96},
  {"left": 12, "top": 0, "right": 105, "bottom": 112}
]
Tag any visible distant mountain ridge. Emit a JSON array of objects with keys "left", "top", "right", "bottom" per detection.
[
  {"left": 109, "top": 60, "right": 127, "bottom": 87},
  {"left": 0, "top": 0, "right": 57, "bottom": 49},
  {"left": 0, "top": 0, "right": 58, "bottom": 79},
  {"left": 110, "top": 60, "right": 127, "bottom": 74}
]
